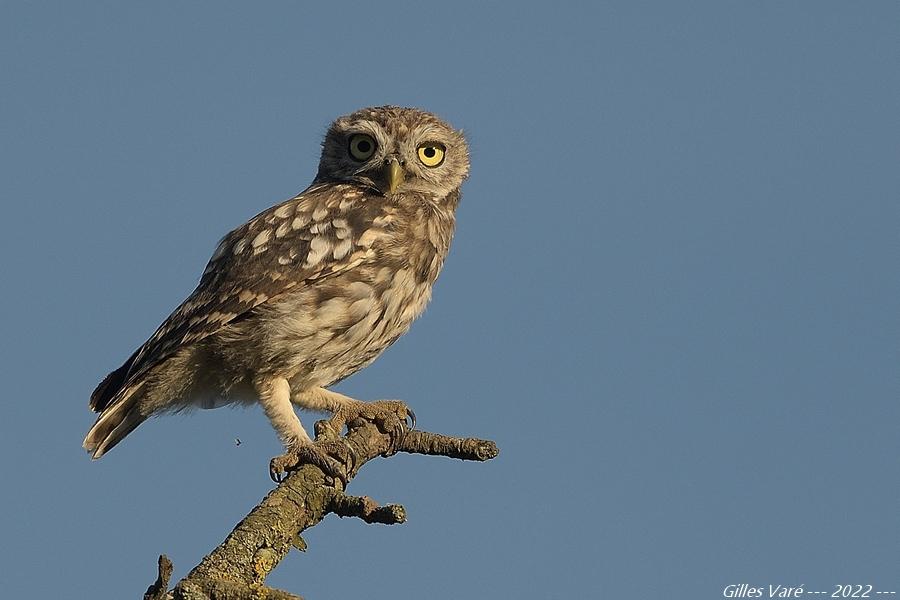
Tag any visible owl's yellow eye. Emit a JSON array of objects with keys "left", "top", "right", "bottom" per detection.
[
  {"left": 417, "top": 143, "right": 445, "bottom": 167},
  {"left": 348, "top": 133, "right": 377, "bottom": 161}
]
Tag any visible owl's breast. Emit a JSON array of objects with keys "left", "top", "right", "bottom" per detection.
[
  {"left": 265, "top": 263, "right": 435, "bottom": 388},
  {"left": 212, "top": 194, "right": 457, "bottom": 390}
]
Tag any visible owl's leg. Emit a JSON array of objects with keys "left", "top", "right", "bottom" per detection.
[
  {"left": 256, "top": 376, "right": 310, "bottom": 447},
  {"left": 263, "top": 387, "right": 413, "bottom": 482},
  {"left": 255, "top": 376, "right": 344, "bottom": 483},
  {"left": 291, "top": 387, "right": 414, "bottom": 447}
]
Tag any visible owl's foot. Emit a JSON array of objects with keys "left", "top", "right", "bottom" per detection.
[
  {"left": 269, "top": 440, "right": 349, "bottom": 484},
  {"left": 326, "top": 399, "right": 415, "bottom": 456},
  {"left": 267, "top": 401, "right": 415, "bottom": 483}
]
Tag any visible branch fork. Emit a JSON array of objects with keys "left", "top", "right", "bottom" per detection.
[{"left": 149, "top": 413, "right": 498, "bottom": 599}]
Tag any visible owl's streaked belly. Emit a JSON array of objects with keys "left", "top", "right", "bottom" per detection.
[
  {"left": 287, "top": 266, "right": 433, "bottom": 388},
  {"left": 207, "top": 261, "right": 435, "bottom": 396}
]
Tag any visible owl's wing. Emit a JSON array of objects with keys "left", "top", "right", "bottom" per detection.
[{"left": 91, "top": 182, "right": 384, "bottom": 411}]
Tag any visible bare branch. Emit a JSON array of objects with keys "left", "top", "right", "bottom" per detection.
[
  {"left": 400, "top": 430, "right": 500, "bottom": 461},
  {"left": 144, "top": 554, "right": 173, "bottom": 600},
  {"left": 159, "top": 419, "right": 498, "bottom": 599},
  {"left": 328, "top": 493, "right": 407, "bottom": 525}
]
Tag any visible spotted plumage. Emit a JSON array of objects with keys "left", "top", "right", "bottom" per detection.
[{"left": 84, "top": 106, "right": 469, "bottom": 468}]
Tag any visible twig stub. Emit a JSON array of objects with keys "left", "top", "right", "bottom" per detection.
[
  {"left": 144, "top": 554, "right": 173, "bottom": 600},
  {"left": 328, "top": 492, "right": 408, "bottom": 525}
]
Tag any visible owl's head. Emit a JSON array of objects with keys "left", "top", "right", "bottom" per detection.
[{"left": 316, "top": 106, "right": 469, "bottom": 199}]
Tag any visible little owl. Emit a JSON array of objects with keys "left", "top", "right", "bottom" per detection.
[{"left": 83, "top": 106, "right": 470, "bottom": 481}]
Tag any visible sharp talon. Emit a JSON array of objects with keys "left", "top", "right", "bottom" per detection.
[
  {"left": 406, "top": 407, "right": 416, "bottom": 431},
  {"left": 268, "top": 442, "right": 352, "bottom": 485}
]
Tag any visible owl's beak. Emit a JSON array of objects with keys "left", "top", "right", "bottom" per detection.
[{"left": 383, "top": 158, "right": 404, "bottom": 194}]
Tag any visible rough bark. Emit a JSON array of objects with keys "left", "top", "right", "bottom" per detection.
[{"left": 145, "top": 417, "right": 498, "bottom": 599}]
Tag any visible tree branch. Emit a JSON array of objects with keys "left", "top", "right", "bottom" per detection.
[
  {"left": 328, "top": 493, "right": 407, "bottom": 525},
  {"left": 144, "top": 554, "right": 173, "bottom": 600},
  {"left": 160, "top": 418, "right": 498, "bottom": 599}
]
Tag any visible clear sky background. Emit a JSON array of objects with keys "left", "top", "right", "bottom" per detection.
[{"left": 1, "top": 2, "right": 897, "bottom": 598}]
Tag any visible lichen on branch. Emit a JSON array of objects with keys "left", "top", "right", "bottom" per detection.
[{"left": 155, "top": 418, "right": 498, "bottom": 600}]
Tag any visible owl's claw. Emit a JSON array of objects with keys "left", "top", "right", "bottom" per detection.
[
  {"left": 269, "top": 441, "right": 350, "bottom": 485},
  {"left": 382, "top": 406, "right": 414, "bottom": 455},
  {"left": 328, "top": 400, "right": 414, "bottom": 457},
  {"left": 268, "top": 402, "right": 415, "bottom": 483}
]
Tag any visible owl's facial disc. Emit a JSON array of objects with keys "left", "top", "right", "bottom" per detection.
[{"left": 318, "top": 106, "right": 470, "bottom": 198}]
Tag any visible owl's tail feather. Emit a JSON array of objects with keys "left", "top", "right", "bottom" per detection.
[
  {"left": 90, "top": 349, "right": 139, "bottom": 412},
  {"left": 82, "top": 382, "right": 147, "bottom": 459}
]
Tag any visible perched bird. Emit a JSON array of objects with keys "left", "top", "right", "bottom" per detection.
[{"left": 83, "top": 106, "right": 470, "bottom": 480}]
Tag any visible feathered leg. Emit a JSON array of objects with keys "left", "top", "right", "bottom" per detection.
[
  {"left": 266, "top": 386, "right": 413, "bottom": 483},
  {"left": 257, "top": 377, "right": 350, "bottom": 482}
]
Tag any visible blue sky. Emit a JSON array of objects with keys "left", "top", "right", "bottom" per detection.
[{"left": 1, "top": 2, "right": 897, "bottom": 598}]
